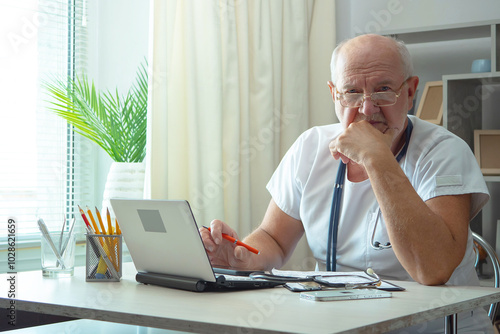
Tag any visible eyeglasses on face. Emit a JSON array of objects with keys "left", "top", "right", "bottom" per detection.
[{"left": 335, "top": 80, "right": 408, "bottom": 108}]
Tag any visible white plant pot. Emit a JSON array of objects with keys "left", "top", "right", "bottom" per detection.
[{"left": 102, "top": 162, "right": 146, "bottom": 218}]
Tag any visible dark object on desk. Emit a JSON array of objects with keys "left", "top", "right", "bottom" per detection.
[
  {"left": 284, "top": 282, "right": 322, "bottom": 292},
  {"left": 136, "top": 271, "right": 282, "bottom": 292}
]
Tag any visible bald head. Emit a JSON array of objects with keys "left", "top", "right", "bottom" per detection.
[{"left": 330, "top": 34, "right": 413, "bottom": 85}]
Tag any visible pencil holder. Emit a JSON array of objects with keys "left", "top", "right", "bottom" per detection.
[{"left": 85, "top": 234, "right": 122, "bottom": 282}]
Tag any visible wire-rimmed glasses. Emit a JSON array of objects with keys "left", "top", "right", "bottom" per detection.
[{"left": 335, "top": 80, "right": 407, "bottom": 108}]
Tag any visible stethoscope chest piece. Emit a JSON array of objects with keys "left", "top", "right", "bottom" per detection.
[{"left": 370, "top": 208, "right": 392, "bottom": 250}]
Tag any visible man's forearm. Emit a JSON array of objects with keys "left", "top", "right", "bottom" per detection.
[
  {"left": 365, "top": 154, "right": 469, "bottom": 285},
  {"left": 242, "top": 227, "right": 288, "bottom": 271}
]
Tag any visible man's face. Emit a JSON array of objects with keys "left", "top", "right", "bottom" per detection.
[{"left": 329, "top": 37, "right": 418, "bottom": 150}]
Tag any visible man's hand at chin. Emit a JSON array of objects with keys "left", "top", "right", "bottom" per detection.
[{"left": 329, "top": 120, "right": 401, "bottom": 167}]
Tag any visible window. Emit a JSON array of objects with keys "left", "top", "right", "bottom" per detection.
[{"left": 0, "top": 0, "right": 91, "bottom": 245}]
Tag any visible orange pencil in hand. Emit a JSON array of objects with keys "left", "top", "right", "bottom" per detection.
[{"left": 203, "top": 226, "right": 260, "bottom": 255}]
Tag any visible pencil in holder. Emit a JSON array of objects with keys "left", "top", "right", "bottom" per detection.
[{"left": 85, "top": 234, "right": 122, "bottom": 282}]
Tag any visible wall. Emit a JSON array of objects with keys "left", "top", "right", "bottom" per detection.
[
  {"left": 87, "top": 0, "right": 151, "bottom": 207},
  {"left": 88, "top": 0, "right": 150, "bottom": 92}
]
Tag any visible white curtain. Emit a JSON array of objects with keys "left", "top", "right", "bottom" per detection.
[{"left": 145, "top": 0, "right": 335, "bottom": 269}]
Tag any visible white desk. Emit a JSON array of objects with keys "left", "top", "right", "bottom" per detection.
[{"left": 1, "top": 263, "right": 499, "bottom": 334}]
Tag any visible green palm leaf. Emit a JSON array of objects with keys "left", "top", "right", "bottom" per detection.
[{"left": 43, "top": 61, "right": 148, "bottom": 162}]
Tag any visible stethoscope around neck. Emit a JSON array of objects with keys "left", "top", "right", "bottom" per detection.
[{"left": 326, "top": 118, "right": 413, "bottom": 272}]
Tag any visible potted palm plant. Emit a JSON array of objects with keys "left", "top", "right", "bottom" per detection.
[{"left": 44, "top": 61, "right": 148, "bottom": 213}]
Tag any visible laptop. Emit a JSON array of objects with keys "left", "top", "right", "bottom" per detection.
[{"left": 110, "top": 199, "right": 282, "bottom": 292}]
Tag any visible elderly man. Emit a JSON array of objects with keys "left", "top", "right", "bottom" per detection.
[{"left": 201, "top": 34, "right": 491, "bottom": 333}]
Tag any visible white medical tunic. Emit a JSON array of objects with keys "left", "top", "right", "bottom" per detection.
[{"left": 267, "top": 115, "right": 492, "bottom": 333}]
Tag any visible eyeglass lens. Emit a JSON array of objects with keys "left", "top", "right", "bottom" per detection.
[{"left": 342, "top": 92, "right": 397, "bottom": 107}]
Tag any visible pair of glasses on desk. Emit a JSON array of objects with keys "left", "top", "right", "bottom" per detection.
[{"left": 249, "top": 268, "right": 382, "bottom": 289}]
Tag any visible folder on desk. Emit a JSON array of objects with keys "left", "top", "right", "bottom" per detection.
[{"left": 110, "top": 199, "right": 282, "bottom": 292}]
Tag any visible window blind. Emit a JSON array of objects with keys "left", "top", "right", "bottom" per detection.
[{"left": 0, "top": 0, "right": 92, "bottom": 240}]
